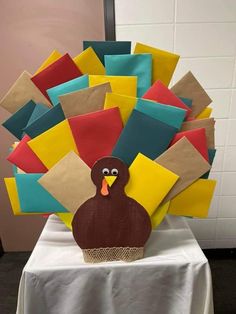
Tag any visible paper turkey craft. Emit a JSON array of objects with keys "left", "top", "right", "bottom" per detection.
[
  {"left": 72, "top": 156, "right": 151, "bottom": 262},
  {"left": 1, "top": 40, "right": 217, "bottom": 264}
]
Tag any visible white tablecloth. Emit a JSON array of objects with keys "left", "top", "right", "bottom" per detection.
[{"left": 16, "top": 215, "right": 213, "bottom": 314}]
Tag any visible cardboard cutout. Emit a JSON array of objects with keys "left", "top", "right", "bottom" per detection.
[{"left": 72, "top": 156, "right": 151, "bottom": 262}]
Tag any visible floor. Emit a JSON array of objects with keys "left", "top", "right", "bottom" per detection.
[
  {"left": 0, "top": 250, "right": 235, "bottom": 314},
  {"left": 205, "top": 249, "right": 236, "bottom": 314},
  {"left": 0, "top": 252, "right": 30, "bottom": 314}
]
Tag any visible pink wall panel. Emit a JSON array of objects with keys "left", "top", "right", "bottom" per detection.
[{"left": 0, "top": 0, "right": 105, "bottom": 251}]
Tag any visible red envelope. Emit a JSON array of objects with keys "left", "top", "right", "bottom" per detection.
[
  {"left": 143, "top": 80, "right": 191, "bottom": 118},
  {"left": 68, "top": 108, "right": 123, "bottom": 167},
  {"left": 7, "top": 135, "right": 48, "bottom": 173},
  {"left": 170, "top": 128, "right": 209, "bottom": 161},
  {"left": 31, "top": 54, "right": 82, "bottom": 100},
  {"left": 186, "top": 117, "right": 195, "bottom": 121}
]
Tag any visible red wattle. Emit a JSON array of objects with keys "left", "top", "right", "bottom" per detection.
[{"left": 101, "top": 178, "right": 109, "bottom": 196}]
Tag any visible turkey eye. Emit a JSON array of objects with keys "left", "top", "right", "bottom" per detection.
[
  {"left": 102, "top": 168, "right": 110, "bottom": 175},
  {"left": 111, "top": 168, "right": 118, "bottom": 176}
]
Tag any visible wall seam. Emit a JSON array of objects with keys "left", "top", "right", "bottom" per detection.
[
  {"left": 173, "top": 0, "right": 177, "bottom": 53},
  {"left": 215, "top": 55, "right": 236, "bottom": 242},
  {"left": 116, "top": 21, "right": 236, "bottom": 26}
]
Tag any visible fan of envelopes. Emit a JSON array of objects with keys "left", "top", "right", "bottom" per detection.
[{"left": 2, "top": 41, "right": 216, "bottom": 262}]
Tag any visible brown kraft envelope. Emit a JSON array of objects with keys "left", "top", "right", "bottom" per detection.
[
  {"left": 0, "top": 71, "right": 51, "bottom": 113},
  {"left": 38, "top": 151, "right": 96, "bottom": 213},
  {"left": 155, "top": 137, "right": 211, "bottom": 204},
  {"left": 59, "top": 82, "right": 112, "bottom": 118},
  {"left": 180, "top": 118, "right": 215, "bottom": 148},
  {"left": 171, "top": 71, "right": 212, "bottom": 118}
]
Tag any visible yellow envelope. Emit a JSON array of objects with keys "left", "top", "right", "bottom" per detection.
[
  {"left": 196, "top": 107, "right": 213, "bottom": 119},
  {"left": 125, "top": 153, "right": 179, "bottom": 216},
  {"left": 168, "top": 179, "right": 217, "bottom": 218},
  {"left": 134, "top": 42, "right": 179, "bottom": 86},
  {"left": 151, "top": 201, "right": 170, "bottom": 229},
  {"left": 104, "top": 93, "right": 137, "bottom": 125},
  {"left": 4, "top": 177, "right": 21, "bottom": 215},
  {"left": 73, "top": 47, "right": 105, "bottom": 75},
  {"left": 28, "top": 120, "right": 78, "bottom": 169},
  {"left": 89, "top": 75, "right": 137, "bottom": 97},
  {"left": 56, "top": 213, "right": 73, "bottom": 230},
  {"left": 34, "top": 50, "right": 62, "bottom": 74},
  {"left": 4, "top": 177, "right": 37, "bottom": 215}
]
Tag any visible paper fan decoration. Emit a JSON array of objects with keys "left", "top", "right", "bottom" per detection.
[{"left": 1, "top": 41, "right": 217, "bottom": 263}]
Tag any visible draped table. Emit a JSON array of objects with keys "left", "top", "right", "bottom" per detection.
[{"left": 16, "top": 214, "right": 213, "bottom": 314}]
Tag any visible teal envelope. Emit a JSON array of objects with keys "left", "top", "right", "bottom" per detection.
[
  {"left": 105, "top": 54, "right": 152, "bottom": 97},
  {"left": 9, "top": 147, "right": 17, "bottom": 175},
  {"left": 135, "top": 98, "right": 186, "bottom": 130},
  {"left": 25, "top": 104, "right": 50, "bottom": 128},
  {"left": 201, "top": 149, "right": 216, "bottom": 179},
  {"left": 15, "top": 173, "right": 68, "bottom": 213},
  {"left": 2, "top": 100, "right": 48, "bottom": 139},
  {"left": 179, "top": 97, "right": 192, "bottom": 108},
  {"left": 112, "top": 109, "right": 177, "bottom": 166},
  {"left": 83, "top": 41, "right": 131, "bottom": 65},
  {"left": 46, "top": 75, "right": 89, "bottom": 106},
  {"left": 24, "top": 104, "right": 65, "bottom": 138},
  {"left": 12, "top": 164, "right": 17, "bottom": 175}
]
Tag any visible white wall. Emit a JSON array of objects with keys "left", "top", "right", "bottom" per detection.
[{"left": 115, "top": 0, "right": 236, "bottom": 248}]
